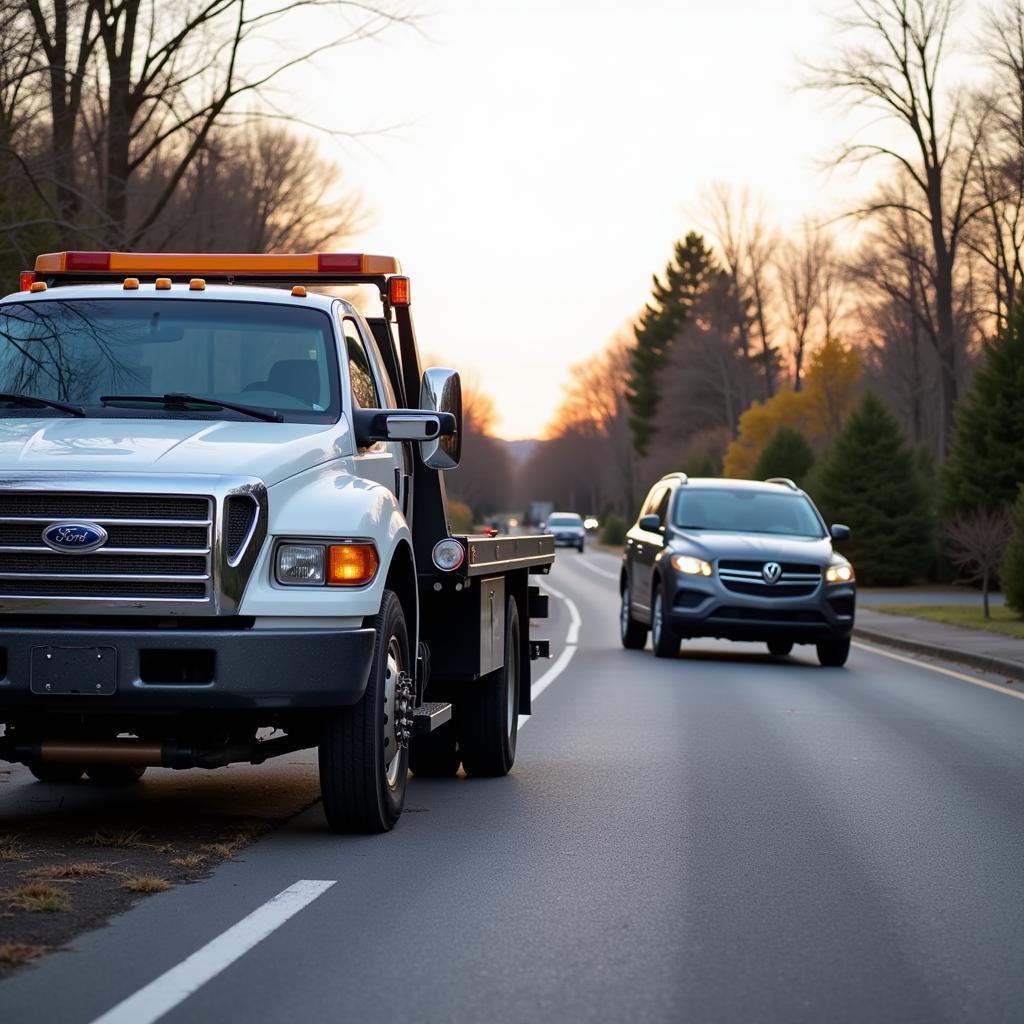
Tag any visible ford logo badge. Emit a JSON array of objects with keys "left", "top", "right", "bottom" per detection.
[{"left": 41, "top": 521, "right": 109, "bottom": 553}]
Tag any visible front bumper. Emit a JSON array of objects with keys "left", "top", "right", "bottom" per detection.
[
  {"left": 0, "top": 624, "right": 376, "bottom": 714},
  {"left": 663, "top": 573, "right": 855, "bottom": 643}
]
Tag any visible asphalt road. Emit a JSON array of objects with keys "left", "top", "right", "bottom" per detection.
[{"left": 3, "top": 548, "right": 1024, "bottom": 1023}]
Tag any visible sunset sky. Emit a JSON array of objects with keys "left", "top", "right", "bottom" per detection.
[{"left": 290, "top": 0, "right": 883, "bottom": 438}]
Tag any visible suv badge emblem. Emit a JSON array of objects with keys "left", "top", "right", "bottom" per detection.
[
  {"left": 761, "top": 561, "right": 782, "bottom": 585},
  {"left": 42, "top": 521, "right": 108, "bottom": 553}
]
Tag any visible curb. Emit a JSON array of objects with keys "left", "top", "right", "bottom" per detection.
[{"left": 853, "top": 626, "right": 1024, "bottom": 683}]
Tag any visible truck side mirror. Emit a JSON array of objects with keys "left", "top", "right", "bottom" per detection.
[
  {"left": 420, "top": 367, "right": 462, "bottom": 470},
  {"left": 353, "top": 409, "right": 456, "bottom": 446}
]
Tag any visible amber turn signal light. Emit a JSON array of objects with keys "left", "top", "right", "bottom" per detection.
[{"left": 327, "top": 544, "right": 379, "bottom": 585}]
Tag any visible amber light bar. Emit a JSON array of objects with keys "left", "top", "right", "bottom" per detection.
[{"left": 34, "top": 251, "right": 401, "bottom": 277}]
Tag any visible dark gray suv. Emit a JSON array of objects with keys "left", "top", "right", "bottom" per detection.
[{"left": 619, "top": 475, "right": 855, "bottom": 666}]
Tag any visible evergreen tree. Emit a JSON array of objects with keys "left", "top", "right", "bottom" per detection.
[
  {"left": 812, "top": 392, "right": 933, "bottom": 585},
  {"left": 626, "top": 232, "right": 717, "bottom": 456},
  {"left": 942, "top": 299, "right": 1024, "bottom": 516},
  {"left": 1001, "top": 486, "right": 1024, "bottom": 615},
  {"left": 753, "top": 426, "right": 815, "bottom": 486}
]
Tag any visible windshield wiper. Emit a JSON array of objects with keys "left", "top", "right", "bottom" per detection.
[
  {"left": 99, "top": 393, "right": 283, "bottom": 423},
  {"left": 0, "top": 392, "right": 86, "bottom": 417}
]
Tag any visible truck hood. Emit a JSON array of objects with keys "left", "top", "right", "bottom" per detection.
[{"left": 0, "top": 418, "right": 352, "bottom": 486}]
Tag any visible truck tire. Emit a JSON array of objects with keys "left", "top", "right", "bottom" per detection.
[
  {"left": 86, "top": 765, "right": 147, "bottom": 786},
  {"left": 319, "top": 589, "right": 410, "bottom": 832},
  {"left": 817, "top": 636, "right": 851, "bottom": 667},
  {"left": 29, "top": 763, "right": 84, "bottom": 784},
  {"left": 651, "top": 590, "right": 679, "bottom": 658},
  {"left": 620, "top": 583, "right": 648, "bottom": 649},
  {"left": 409, "top": 722, "right": 460, "bottom": 777},
  {"left": 459, "top": 595, "right": 520, "bottom": 777}
]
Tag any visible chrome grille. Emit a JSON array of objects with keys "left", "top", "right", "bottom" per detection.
[
  {"left": 718, "top": 559, "right": 821, "bottom": 598},
  {"left": 0, "top": 492, "right": 212, "bottom": 603}
]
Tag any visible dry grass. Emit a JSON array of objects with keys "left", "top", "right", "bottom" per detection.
[
  {"left": 169, "top": 853, "right": 206, "bottom": 870},
  {"left": 0, "top": 942, "right": 46, "bottom": 966},
  {"left": 201, "top": 820, "right": 270, "bottom": 861},
  {"left": 80, "top": 829, "right": 153, "bottom": 850},
  {"left": 873, "top": 603, "right": 1024, "bottom": 640},
  {"left": 0, "top": 835, "right": 30, "bottom": 862},
  {"left": 24, "top": 862, "right": 113, "bottom": 880},
  {"left": 8, "top": 882, "right": 71, "bottom": 913},
  {"left": 122, "top": 874, "right": 171, "bottom": 894}
]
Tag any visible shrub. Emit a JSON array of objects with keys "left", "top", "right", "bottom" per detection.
[
  {"left": 812, "top": 392, "right": 933, "bottom": 585},
  {"left": 1002, "top": 486, "right": 1024, "bottom": 615},
  {"left": 600, "top": 514, "right": 627, "bottom": 547},
  {"left": 752, "top": 425, "right": 815, "bottom": 485},
  {"left": 447, "top": 500, "right": 474, "bottom": 534}
]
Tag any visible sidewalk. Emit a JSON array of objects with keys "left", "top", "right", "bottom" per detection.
[{"left": 855, "top": 607, "right": 1024, "bottom": 682}]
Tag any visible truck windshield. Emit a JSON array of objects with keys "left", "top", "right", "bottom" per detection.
[
  {"left": 0, "top": 299, "right": 340, "bottom": 423},
  {"left": 673, "top": 488, "right": 825, "bottom": 538}
]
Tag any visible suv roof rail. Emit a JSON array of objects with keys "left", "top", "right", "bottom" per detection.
[
  {"left": 661, "top": 472, "right": 689, "bottom": 484},
  {"left": 765, "top": 477, "right": 798, "bottom": 491}
]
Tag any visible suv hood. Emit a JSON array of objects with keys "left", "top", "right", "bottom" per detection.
[
  {"left": 670, "top": 530, "right": 834, "bottom": 564},
  {"left": 0, "top": 418, "right": 352, "bottom": 486}
]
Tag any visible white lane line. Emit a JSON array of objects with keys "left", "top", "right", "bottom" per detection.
[
  {"left": 90, "top": 880, "right": 336, "bottom": 1024},
  {"left": 572, "top": 556, "right": 620, "bottom": 582},
  {"left": 520, "top": 578, "right": 581, "bottom": 728},
  {"left": 852, "top": 640, "right": 1024, "bottom": 703}
]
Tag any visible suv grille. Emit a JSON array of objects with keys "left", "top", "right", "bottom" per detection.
[
  {"left": 718, "top": 559, "right": 821, "bottom": 598},
  {"left": 0, "top": 492, "right": 212, "bottom": 602}
]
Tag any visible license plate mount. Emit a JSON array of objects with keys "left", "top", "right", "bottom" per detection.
[{"left": 30, "top": 646, "right": 118, "bottom": 696}]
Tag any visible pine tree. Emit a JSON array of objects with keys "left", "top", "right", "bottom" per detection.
[
  {"left": 1001, "top": 486, "right": 1024, "bottom": 615},
  {"left": 812, "top": 392, "right": 932, "bottom": 585},
  {"left": 942, "top": 299, "right": 1024, "bottom": 516},
  {"left": 626, "top": 232, "right": 717, "bottom": 456},
  {"left": 753, "top": 425, "right": 815, "bottom": 486}
]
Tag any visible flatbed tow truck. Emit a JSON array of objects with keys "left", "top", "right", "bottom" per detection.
[{"left": 0, "top": 251, "right": 554, "bottom": 832}]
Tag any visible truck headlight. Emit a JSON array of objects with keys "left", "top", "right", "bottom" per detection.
[
  {"left": 671, "top": 554, "right": 712, "bottom": 576},
  {"left": 276, "top": 544, "right": 325, "bottom": 584},
  {"left": 826, "top": 563, "right": 854, "bottom": 583}
]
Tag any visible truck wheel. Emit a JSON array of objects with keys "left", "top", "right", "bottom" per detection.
[
  {"left": 319, "top": 589, "right": 410, "bottom": 833},
  {"left": 767, "top": 640, "right": 793, "bottom": 657},
  {"left": 620, "top": 583, "right": 648, "bottom": 650},
  {"left": 409, "top": 722, "right": 460, "bottom": 777},
  {"left": 459, "top": 596, "right": 520, "bottom": 777},
  {"left": 817, "top": 636, "right": 851, "bottom": 667},
  {"left": 86, "top": 765, "right": 147, "bottom": 786},
  {"left": 29, "top": 763, "right": 84, "bottom": 784},
  {"left": 651, "top": 590, "right": 679, "bottom": 658}
]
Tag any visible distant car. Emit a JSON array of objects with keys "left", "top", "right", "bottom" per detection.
[
  {"left": 546, "top": 512, "right": 586, "bottom": 551},
  {"left": 619, "top": 475, "right": 855, "bottom": 666}
]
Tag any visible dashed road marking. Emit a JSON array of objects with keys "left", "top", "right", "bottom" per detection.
[
  {"left": 90, "top": 880, "right": 336, "bottom": 1024},
  {"left": 520, "top": 578, "right": 581, "bottom": 729}
]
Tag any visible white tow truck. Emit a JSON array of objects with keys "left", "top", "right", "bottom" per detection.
[{"left": 0, "top": 250, "right": 554, "bottom": 832}]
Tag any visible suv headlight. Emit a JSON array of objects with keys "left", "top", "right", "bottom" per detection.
[
  {"left": 671, "top": 554, "right": 712, "bottom": 576},
  {"left": 826, "top": 562, "right": 854, "bottom": 583}
]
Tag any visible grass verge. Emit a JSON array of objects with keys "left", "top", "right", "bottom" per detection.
[
  {"left": 872, "top": 603, "right": 1024, "bottom": 640},
  {"left": 8, "top": 882, "right": 71, "bottom": 913}
]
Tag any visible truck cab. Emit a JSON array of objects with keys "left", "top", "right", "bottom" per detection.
[{"left": 0, "top": 251, "right": 554, "bottom": 832}]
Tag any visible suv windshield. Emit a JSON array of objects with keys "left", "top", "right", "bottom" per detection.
[
  {"left": 673, "top": 488, "right": 825, "bottom": 538},
  {"left": 548, "top": 515, "right": 582, "bottom": 527},
  {"left": 0, "top": 299, "right": 340, "bottom": 423}
]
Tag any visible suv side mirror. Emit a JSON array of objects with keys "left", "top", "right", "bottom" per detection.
[
  {"left": 830, "top": 523, "right": 851, "bottom": 542},
  {"left": 420, "top": 367, "right": 462, "bottom": 470},
  {"left": 638, "top": 513, "right": 662, "bottom": 532}
]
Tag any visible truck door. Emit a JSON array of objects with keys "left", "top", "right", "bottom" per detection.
[
  {"left": 629, "top": 485, "right": 669, "bottom": 617},
  {"left": 342, "top": 316, "right": 403, "bottom": 504}
]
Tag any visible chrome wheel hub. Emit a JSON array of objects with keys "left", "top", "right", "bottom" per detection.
[{"left": 382, "top": 637, "right": 413, "bottom": 788}]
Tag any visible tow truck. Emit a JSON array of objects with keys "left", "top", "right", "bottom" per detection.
[{"left": 0, "top": 251, "right": 554, "bottom": 832}]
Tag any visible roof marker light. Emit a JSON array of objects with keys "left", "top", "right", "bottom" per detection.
[
  {"left": 123, "top": 278, "right": 139, "bottom": 290},
  {"left": 155, "top": 277, "right": 172, "bottom": 290},
  {"left": 189, "top": 278, "right": 206, "bottom": 291},
  {"left": 29, "top": 281, "right": 47, "bottom": 293},
  {"left": 19, "top": 271, "right": 35, "bottom": 291},
  {"left": 291, "top": 285, "right": 307, "bottom": 297}
]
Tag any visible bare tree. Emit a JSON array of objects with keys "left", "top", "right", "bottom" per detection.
[
  {"left": 945, "top": 508, "right": 1013, "bottom": 617},
  {"left": 808, "top": 0, "right": 987, "bottom": 455},
  {"left": 777, "top": 221, "right": 830, "bottom": 391}
]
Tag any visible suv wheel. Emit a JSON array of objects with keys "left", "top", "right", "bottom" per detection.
[
  {"left": 817, "top": 636, "right": 851, "bottom": 667},
  {"left": 620, "top": 583, "right": 648, "bottom": 649},
  {"left": 651, "top": 590, "right": 679, "bottom": 659}
]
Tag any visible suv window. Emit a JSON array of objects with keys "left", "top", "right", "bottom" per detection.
[
  {"left": 673, "top": 488, "right": 825, "bottom": 538},
  {"left": 642, "top": 486, "right": 667, "bottom": 518}
]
